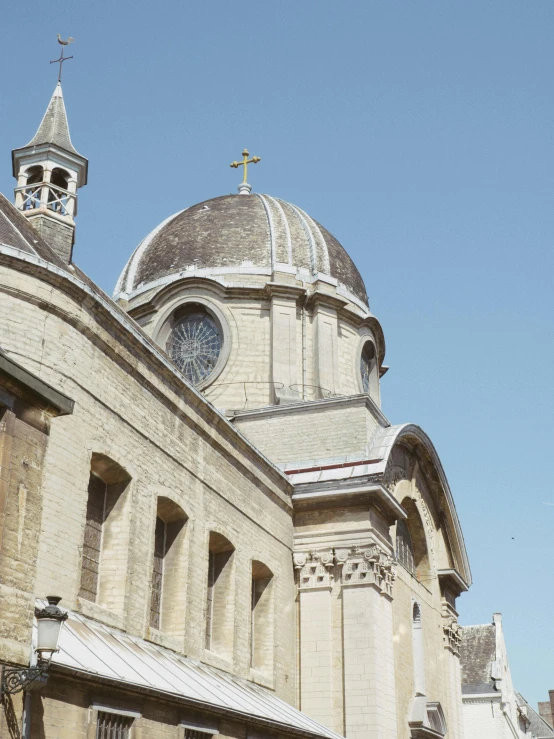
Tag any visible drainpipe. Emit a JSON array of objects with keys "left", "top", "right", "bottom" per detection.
[
  {"left": 22, "top": 692, "right": 32, "bottom": 738},
  {"left": 502, "top": 705, "right": 522, "bottom": 738}
]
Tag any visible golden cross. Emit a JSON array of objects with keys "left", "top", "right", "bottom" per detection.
[{"left": 230, "top": 149, "right": 261, "bottom": 183}]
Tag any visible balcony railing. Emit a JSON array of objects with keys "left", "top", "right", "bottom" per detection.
[{"left": 15, "top": 182, "right": 74, "bottom": 217}]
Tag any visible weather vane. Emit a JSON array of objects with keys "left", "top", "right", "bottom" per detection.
[
  {"left": 230, "top": 149, "right": 261, "bottom": 193},
  {"left": 50, "top": 34, "right": 75, "bottom": 83}
]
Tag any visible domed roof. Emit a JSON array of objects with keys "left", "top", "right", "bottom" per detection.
[{"left": 115, "top": 194, "right": 368, "bottom": 305}]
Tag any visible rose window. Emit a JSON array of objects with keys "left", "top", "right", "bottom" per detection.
[{"left": 167, "top": 312, "right": 222, "bottom": 386}]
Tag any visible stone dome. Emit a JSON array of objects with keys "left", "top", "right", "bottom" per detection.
[{"left": 114, "top": 194, "right": 368, "bottom": 305}]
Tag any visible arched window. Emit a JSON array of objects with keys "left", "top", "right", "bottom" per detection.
[
  {"left": 149, "top": 497, "right": 188, "bottom": 634},
  {"left": 26, "top": 166, "right": 43, "bottom": 185},
  {"left": 251, "top": 561, "right": 274, "bottom": 675},
  {"left": 396, "top": 519, "right": 415, "bottom": 574},
  {"left": 48, "top": 167, "right": 70, "bottom": 215},
  {"left": 23, "top": 166, "right": 43, "bottom": 211},
  {"left": 360, "top": 340, "right": 376, "bottom": 395},
  {"left": 79, "top": 454, "right": 131, "bottom": 611},
  {"left": 398, "top": 499, "right": 431, "bottom": 581},
  {"left": 412, "top": 602, "right": 426, "bottom": 696},
  {"left": 205, "top": 532, "right": 235, "bottom": 660},
  {"left": 167, "top": 304, "right": 222, "bottom": 386},
  {"left": 50, "top": 167, "right": 69, "bottom": 189}
]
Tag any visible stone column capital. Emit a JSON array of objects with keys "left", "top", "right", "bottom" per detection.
[
  {"left": 337, "top": 544, "right": 397, "bottom": 597},
  {"left": 442, "top": 615, "right": 462, "bottom": 656},
  {"left": 294, "top": 549, "right": 335, "bottom": 590}
]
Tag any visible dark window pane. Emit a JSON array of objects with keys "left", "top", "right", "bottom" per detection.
[
  {"left": 79, "top": 473, "right": 106, "bottom": 602},
  {"left": 150, "top": 516, "right": 166, "bottom": 629},
  {"left": 96, "top": 711, "right": 133, "bottom": 739},
  {"left": 396, "top": 519, "right": 415, "bottom": 575}
]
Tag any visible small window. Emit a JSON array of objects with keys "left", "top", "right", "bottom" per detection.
[
  {"left": 79, "top": 454, "right": 131, "bottom": 610},
  {"left": 26, "top": 166, "right": 43, "bottom": 185},
  {"left": 167, "top": 306, "right": 222, "bottom": 386},
  {"left": 96, "top": 711, "right": 133, "bottom": 739},
  {"left": 50, "top": 167, "right": 69, "bottom": 189},
  {"left": 150, "top": 515, "right": 166, "bottom": 629},
  {"left": 79, "top": 472, "right": 106, "bottom": 602},
  {"left": 396, "top": 519, "right": 415, "bottom": 575},
  {"left": 412, "top": 602, "right": 426, "bottom": 696},
  {"left": 205, "top": 532, "right": 235, "bottom": 659},
  {"left": 185, "top": 731, "right": 213, "bottom": 739},
  {"left": 149, "top": 497, "right": 188, "bottom": 632},
  {"left": 360, "top": 341, "right": 376, "bottom": 394}
]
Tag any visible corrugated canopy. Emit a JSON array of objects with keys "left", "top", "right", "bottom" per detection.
[{"left": 48, "top": 609, "right": 344, "bottom": 739}]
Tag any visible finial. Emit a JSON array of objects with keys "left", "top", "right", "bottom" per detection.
[
  {"left": 50, "top": 35, "right": 75, "bottom": 83},
  {"left": 230, "top": 148, "right": 261, "bottom": 194}
]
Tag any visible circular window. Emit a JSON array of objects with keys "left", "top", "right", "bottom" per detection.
[
  {"left": 167, "top": 310, "right": 222, "bottom": 386},
  {"left": 360, "top": 341, "right": 375, "bottom": 394}
]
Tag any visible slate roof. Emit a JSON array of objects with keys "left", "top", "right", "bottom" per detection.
[
  {"left": 0, "top": 193, "right": 69, "bottom": 269},
  {"left": 115, "top": 194, "right": 368, "bottom": 305},
  {"left": 460, "top": 623, "right": 497, "bottom": 694},
  {"left": 517, "top": 694, "right": 554, "bottom": 738},
  {"left": 23, "top": 82, "right": 81, "bottom": 156}
]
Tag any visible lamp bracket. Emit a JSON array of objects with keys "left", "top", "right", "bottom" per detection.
[{"left": 0, "top": 665, "right": 48, "bottom": 697}]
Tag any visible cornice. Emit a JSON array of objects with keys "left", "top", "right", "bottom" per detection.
[
  {"left": 306, "top": 289, "right": 348, "bottom": 312},
  {"left": 438, "top": 568, "right": 469, "bottom": 595},
  {"left": 231, "top": 392, "right": 391, "bottom": 427},
  {"left": 0, "top": 349, "right": 74, "bottom": 416},
  {"left": 292, "top": 482, "right": 407, "bottom": 524},
  {"left": 12, "top": 142, "right": 88, "bottom": 186},
  {"left": 263, "top": 282, "right": 307, "bottom": 301}
]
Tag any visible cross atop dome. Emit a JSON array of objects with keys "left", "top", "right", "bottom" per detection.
[{"left": 230, "top": 148, "right": 261, "bottom": 194}]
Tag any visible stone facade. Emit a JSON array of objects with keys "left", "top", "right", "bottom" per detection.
[
  {"left": 0, "top": 253, "right": 302, "bottom": 739},
  {"left": 0, "top": 77, "right": 477, "bottom": 739}
]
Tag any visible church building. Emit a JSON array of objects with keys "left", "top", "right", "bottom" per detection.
[{"left": 0, "top": 63, "right": 471, "bottom": 739}]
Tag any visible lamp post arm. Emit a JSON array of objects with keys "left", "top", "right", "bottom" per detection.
[{"left": 0, "top": 664, "right": 47, "bottom": 698}]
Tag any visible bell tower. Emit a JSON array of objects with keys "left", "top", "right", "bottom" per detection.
[{"left": 11, "top": 79, "right": 88, "bottom": 263}]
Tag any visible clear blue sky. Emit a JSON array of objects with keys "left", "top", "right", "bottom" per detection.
[{"left": 2, "top": 0, "right": 553, "bottom": 707}]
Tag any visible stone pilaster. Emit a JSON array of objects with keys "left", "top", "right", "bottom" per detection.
[
  {"left": 337, "top": 545, "right": 398, "bottom": 739},
  {"left": 268, "top": 285, "right": 303, "bottom": 403},
  {"left": 294, "top": 544, "right": 398, "bottom": 739},
  {"left": 441, "top": 606, "right": 464, "bottom": 739},
  {"left": 294, "top": 550, "right": 335, "bottom": 729}
]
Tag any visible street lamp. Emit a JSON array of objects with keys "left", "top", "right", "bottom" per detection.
[{"left": 0, "top": 596, "right": 67, "bottom": 697}]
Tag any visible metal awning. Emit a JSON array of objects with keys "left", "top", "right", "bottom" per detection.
[{"left": 48, "top": 609, "right": 344, "bottom": 739}]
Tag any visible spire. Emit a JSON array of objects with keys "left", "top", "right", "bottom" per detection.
[
  {"left": 24, "top": 82, "right": 81, "bottom": 157},
  {"left": 11, "top": 79, "right": 88, "bottom": 264}
]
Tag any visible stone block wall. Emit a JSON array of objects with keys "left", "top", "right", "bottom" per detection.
[
  {"left": 27, "top": 675, "right": 288, "bottom": 739},
  {"left": 0, "top": 261, "right": 297, "bottom": 710},
  {"left": 233, "top": 396, "right": 380, "bottom": 466},
  {"left": 129, "top": 275, "right": 381, "bottom": 414}
]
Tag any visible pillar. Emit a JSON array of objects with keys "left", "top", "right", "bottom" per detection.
[
  {"left": 338, "top": 544, "right": 398, "bottom": 739},
  {"left": 269, "top": 285, "right": 303, "bottom": 403},
  {"left": 313, "top": 303, "right": 339, "bottom": 398},
  {"left": 294, "top": 551, "right": 335, "bottom": 729},
  {"left": 442, "top": 613, "right": 464, "bottom": 739}
]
